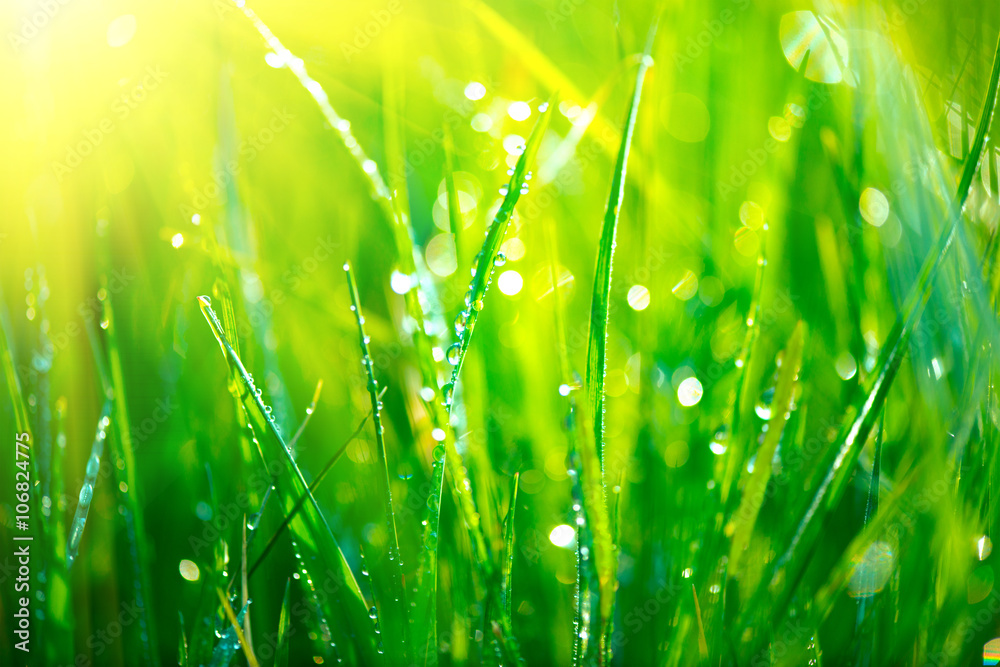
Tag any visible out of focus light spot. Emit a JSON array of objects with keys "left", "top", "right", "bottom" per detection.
[
  {"left": 362, "top": 159, "right": 378, "bottom": 174},
  {"left": 984, "top": 637, "right": 1000, "bottom": 665},
  {"left": 677, "top": 377, "right": 703, "bottom": 407},
  {"left": 171, "top": 233, "right": 184, "bottom": 248},
  {"left": 681, "top": 567, "right": 693, "bottom": 578},
  {"left": 498, "top": 270, "right": 523, "bottom": 296},
  {"left": 931, "top": 357, "right": 944, "bottom": 380},
  {"left": 665, "top": 441, "right": 690, "bottom": 468},
  {"left": 627, "top": 285, "right": 650, "bottom": 311},
  {"left": 390, "top": 270, "right": 412, "bottom": 294},
  {"left": 107, "top": 15, "right": 137, "bottom": 48},
  {"left": 503, "top": 134, "right": 525, "bottom": 155},
  {"left": 980, "top": 535, "right": 993, "bottom": 561},
  {"left": 426, "top": 234, "right": 457, "bottom": 277},
  {"left": 265, "top": 51, "right": 285, "bottom": 68},
  {"left": 847, "top": 542, "right": 894, "bottom": 598},
  {"left": 471, "top": 113, "right": 493, "bottom": 132},
  {"left": 507, "top": 101, "right": 531, "bottom": 121},
  {"left": 179, "top": 559, "right": 200, "bottom": 582},
  {"left": 834, "top": 352, "right": 857, "bottom": 380},
  {"left": 419, "top": 386, "right": 435, "bottom": 402},
  {"left": 739, "top": 201, "right": 765, "bottom": 229},
  {"left": 549, "top": 524, "right": 576, "bottom": 548},
  {"left": 431, "top": 428, "right": 446, "bottom": 442},
  {"left": 500, "top": 237, "right": 526, "bottom": 261},
  {"left": 785, "top": 103, "right": 806, "bottom": 128},
  {"left": 664, "top": 93, "right": 710, "bottom": 143},
  {"left": 969, "top": 565, "right": 995, "bottom": 604},
  {"left": 464, "top": 82, "right": 486, "bottom": 100},
  {"left": 544, "top": 448, "right": 568, "bottom": 481},
  {"left": 779, "top": 11, "right": 851, "bottom": 85},
  {"left": 734, "top": 227, "right": 759, "bottom": 257},
  {"left": 860, "top": 187, "right": 889, "bottom": 227},
  {"left": 768, "top": 116, "right": 792, "bottom": 142},
  {"left": 672, "top": 271, "right": 698, "bottom": 301},
  {"left": 533, "top": 264, "right": 576, "bottom": 301},
  {"left": 195, "top": 501, "right": 212, "bottom": 521},
  {"left": 191, "top": 214, "right": 201, "bottom": 225}
]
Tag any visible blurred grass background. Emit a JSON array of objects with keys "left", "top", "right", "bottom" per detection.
[{"left": 2, "top": 0, "right": 1000, "bottom": 665}]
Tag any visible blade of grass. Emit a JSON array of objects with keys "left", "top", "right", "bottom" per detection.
[
  {"left": 65, "top": 399, "right": 112, "bottom": 570},
  {"left": 768, "top": 21, "right": 1000, "bottom": 630},
  {"left": 412, "top": 429, "right": 448, "bottom": 667},
  {"left": 178, "top": 612, "right": 189, "bottom": 667},
  {"left": 727, "top": 322, "right": 806, "bottom": 575},
  {"left": 217, "top": 589, "right": 260, "bottom": 667},
  {"left": 585, "top": 49, "right": 654, "bottom": 468},
  {"left": 344, "top": 262, "right": 410, "bottom": 662},
  {"left": 443, "top": 93, "right": 555, "bottom": 398},
  {"left": 382, "top": 51, "right": 493, "bottom": 611},
  {"left": 276, "top": 579, "right": 292, "bottom": 667},
  {"left": 198, "top": 296, "right": 376, "bottom": 663},
  {"left": 580, "top": 32, "right": 656, "bottom": 666},
  {"left": 287, "top": 379, "right": 323, "bottom": 451},
  {"left": 245, "top": 397, "right": 377, "bottom": 582},
  {"left": 98, "top": 278, "right": 158, "bottom": 666},
  {"left": 491, "top": 472, "right": 524, "bottom": 666}
]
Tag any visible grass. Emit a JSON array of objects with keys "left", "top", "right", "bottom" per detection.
[{"left": 4, "top": 0, "right": 1000, "bottom": 665}]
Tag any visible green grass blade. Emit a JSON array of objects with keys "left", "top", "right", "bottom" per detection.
[
  {"left": 444, "top": 92, "right": 555, "bottom": 398},
  {"left": 727, "top": 322, "right": 806, "bottom": 575},
  {"left": 576, "top": 43, "right": 654, "bottom": 666},
  {"left": 99, "top": 279, "right": 159, "bottom": 666},
  {"left": 501, "top": 472, "right": 519, "bottom": 633},
  {"left": 178, "top": 612, "right": 189, "bottom": 667},
  {"left": 198, "top": 296, "right": 376, "bottom": 664},
  {"left": 585, "top": 53, "right": 653, "bottom": 467},
  {"left": 210, "top": 595, "right": 253, "bottom": 667},
  {"left": 344, "top": 263, "right": 410, "bottom": 662},
  {"left": 246, "top": 404, "right": 374, "bottom": 581},
  {"left": 770, "top": 22, "right": 1000, "bottom": 625},
  {"left": 65, "top": 399, "right": 112, "bottom": 570},
  {"left": 276, "top": 579, "right": 292, "bottom": 667},
  {"left": 229, "top": 0, "right": 397, "bottom": 226},
  {"left": 412, "top": 441, "right": 447, "bottom": 667}
]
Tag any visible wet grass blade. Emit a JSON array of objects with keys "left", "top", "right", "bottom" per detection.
[
  {"left": 276, "top": 579, "right": 292, "bottom": 667},
  {"left": 490, "top": 472, "right": 524, "bottom": 666},
  {"left": 246, "top": 399, "right": 376, "bottom": 581},
  {"left": 501, "top": 472, "right": 519, "bottom": 633},
  {"left": 444, "top": 93, "right": 555, "bottom": 396},
  {"left": 198, "top": 296, "right": 376, "bottom": 663},
  {"left": 178, "top": 612, "right": 189, "bottom": 667},
  {"left": 215, "top": 591, "right": 258, "bottom": 667},
  {"left": 727, "top": 322, "right": 806, "bottom": 575},
  {"left": 585, "top": 52, "right": 653, "bottom": 467},
  {"left": 99, "top": 280, "right": 158, "bottom": 666},
  {"left": 229, "top": 0, "right": 397, "bottom": 227},
  {"left": 577, "top": 41, "right": 655, "bottom": 666},
  {"left": 344, "top": 263, "right": 410, "bottom": 662},
  {"left": 412, "top": 433, "right": 447, "bottom": 667},
  {"left": 769, "top": 22, "right": 1000, "bottom": 629},
  {"left": 65, "top": 399, "right": 112, "bottom": 570}
]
